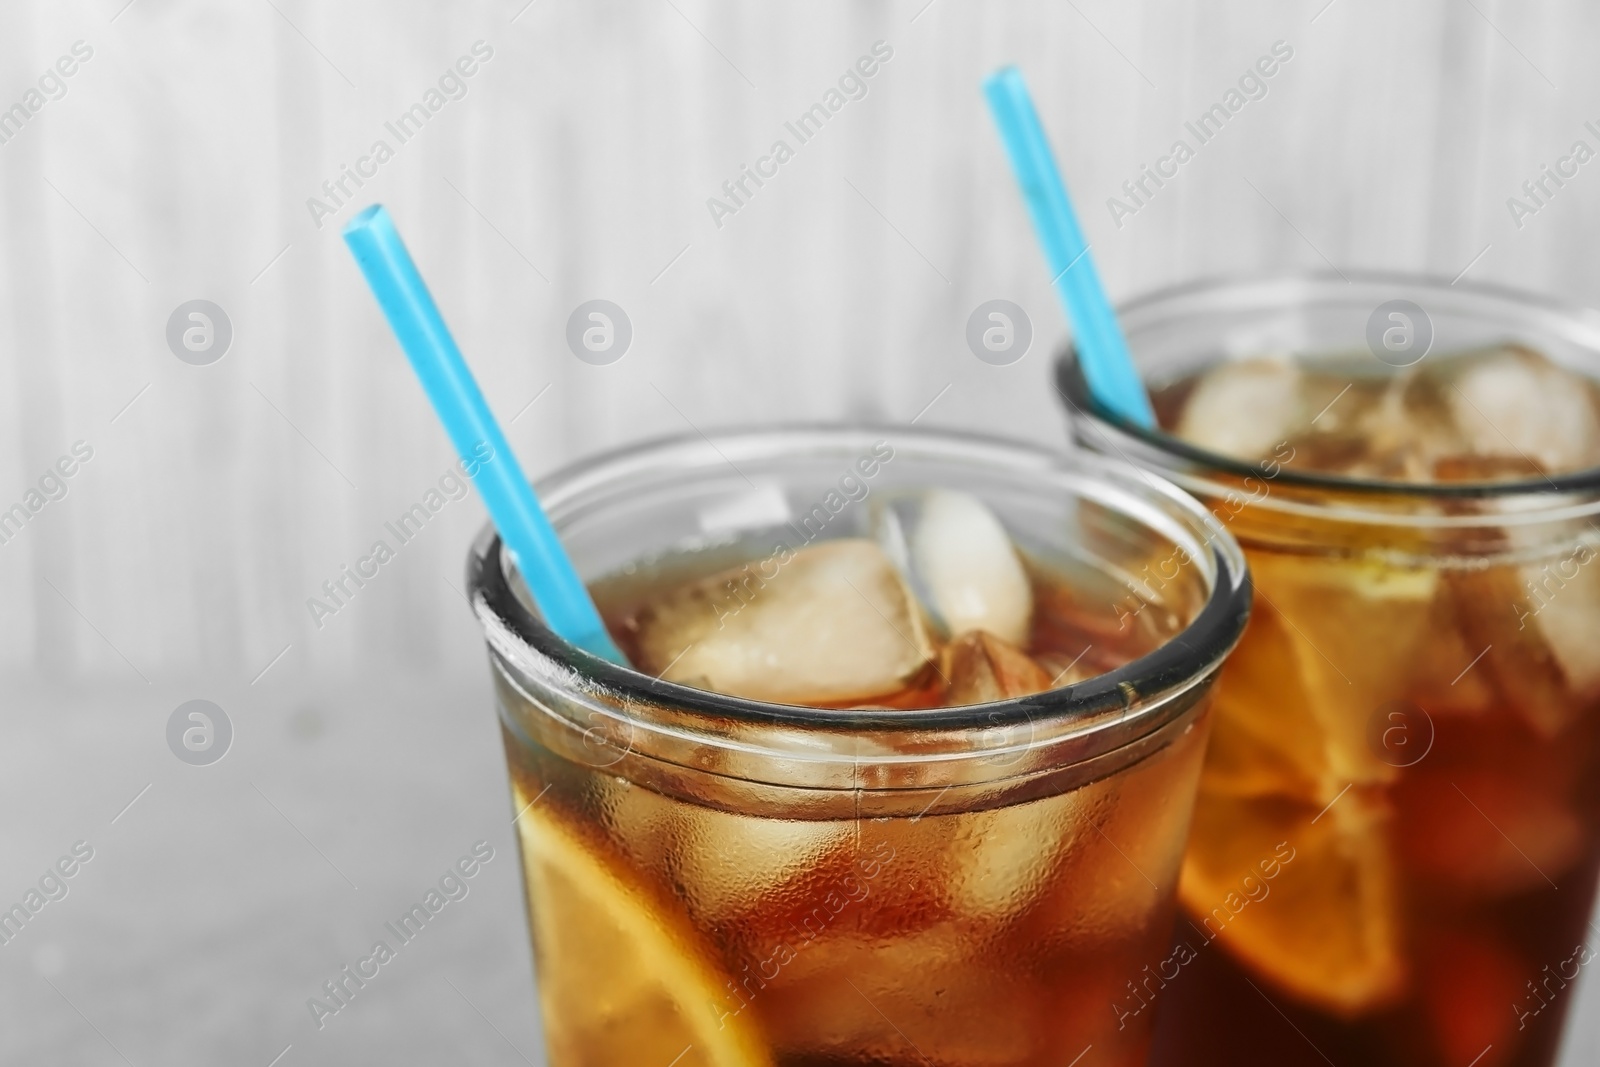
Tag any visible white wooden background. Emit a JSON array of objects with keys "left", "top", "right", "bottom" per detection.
[
  {"left": 3, "top": 0, "right": 1598, "bottom": 684},
  {"left": 6, "top": 2, "right": 1600, "bottom": 1063}
]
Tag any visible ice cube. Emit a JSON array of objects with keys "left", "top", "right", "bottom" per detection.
[
  {"left": 1358, "top": 371, "right": 1469, "bottom": 481},
  {"left": 1175, "top": 356, "right": 1305, "bottom": 461},
  {"left": 943, "top": 791, "right": 1082, "bottom": 921},
  {"left": 601, "top": 773, "right": 858, "bottom": 926},
  {"left": 940, "top": 630, "right": 1052, "bottom": 706},
  {"left": 1406, "top": 578, "right": 1495, "bottom": 717},
  {"left": 630, "top": 538, "right": 935, "bottom": 705},
  {"left": 1446, "top": 565, "right": 1576, "bottom": 738},
  {"left": 1526, "top": 553, "right": 1600, "bottom": 700},
  {"left": 760, "top": 927, "right": 1047, "bottom": 1065},
  {"left": 1175, "top": 345, "right": 1600, "bottom": 482},
  {"left": 1442, "top": 345, "right": 1600, "bottom": 476},
  {"left": 673, "top": 813, "right": 855, "bottom": 924},
  {"left": 907, "top": 490, "right": 1033, "bottom": 645},
  {"left": 1286, "top": 366, "right": 1404, "bottom": 477},
  {"left": 1024, "top": 715, "right": 1209, "bottom": 948},
  {"left": 1033, "top": 649, "right": 1091, "bottom": 689}
]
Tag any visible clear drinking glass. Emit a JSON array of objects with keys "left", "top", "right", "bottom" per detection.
[
  {"left": 466, "top": 425, "right": 1250, "bottom": 1067},
  {"left": 1057, "top": 272, "right": 1600, "bottom": 1067}
]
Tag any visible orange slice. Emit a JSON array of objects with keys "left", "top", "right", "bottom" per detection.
[
  {"left": 1248, "top": 551, "right": 1437, "bottom": 789},
  {"left": 518, "top": 801, "right": 772, "bottom": 1067},
  {"left": 1198, "top": 599, "right": 1333, "bottom": 802},
  {"left": 1180, "top": 788, "right": 1405, "bottom": 1017}
]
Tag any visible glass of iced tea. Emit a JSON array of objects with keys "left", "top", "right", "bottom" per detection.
[
  {"left": 1058, "top": 272, "right": 1600, "bottom": 1067},
  {"left": 465, "top": 425, "right": 1250, "bottom": 1067}
]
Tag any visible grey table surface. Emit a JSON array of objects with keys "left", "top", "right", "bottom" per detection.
[
  {"left": 2, "top": 671, "right": 546, "bottom": 1066},
  {"left": 5, "top": 668, "right": 1600, "bottom": 1066}
]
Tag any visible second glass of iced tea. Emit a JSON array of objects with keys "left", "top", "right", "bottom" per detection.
[
  {"left": 1060, "top": 272, "right": 1600, "bottom": 1067},
  {"left": 467, "top": 426, "right": 1250, "bottom": 1066}
]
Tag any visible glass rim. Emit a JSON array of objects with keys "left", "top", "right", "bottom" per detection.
[
  {"left": 466, "top": 423, "right": 1252, "bottom": 742},
  {"left": 1056, "top": 268, "right": 1600, "bottom": 508}
]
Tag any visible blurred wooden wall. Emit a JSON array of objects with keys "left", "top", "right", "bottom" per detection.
[{"left": 2, "top": 0, "right": 1596, "bottom": 682}]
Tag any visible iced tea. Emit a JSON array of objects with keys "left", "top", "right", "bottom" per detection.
[
  {"left": 1060, "top": 275, "right": 1600, "bottom": 1067},
  {"left": 467, "top": 428, "right": 1251, "bottom": 1066}
]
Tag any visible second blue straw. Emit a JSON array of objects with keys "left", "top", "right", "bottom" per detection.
[{"left": 984, "top": 66, "right": 1156, "bottom": 428}]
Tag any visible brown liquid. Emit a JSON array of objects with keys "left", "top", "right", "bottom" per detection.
[
  {"left": 1150, "top": 695, "right": 1600, "bottom": 1067},
  {"left": 497, "top": 545, "right": 1215, "bottom": 1066},
  {"left": 1147, "top": 363, "right": 1600, "bottom": 1067}
]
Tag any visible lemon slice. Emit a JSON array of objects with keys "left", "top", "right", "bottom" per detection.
[
  {"left": 519, "top": 803, "right": 773, "bottom": 1067},
  {"left": 1248, "top": 553, "right": 1436, "bottom": 788},
  {"left": 1180, "top": 788, "right": 1405, "bottom": 1017},
  {"left": 1199, "top": 600, "right": 1333, "bottom": 802}
]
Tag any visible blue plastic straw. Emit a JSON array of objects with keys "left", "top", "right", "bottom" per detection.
[
  {"left": 342, "top": 204, "right": 628, "bottom": 665},
  {"left": 983, "top": 66, "right": 1156, "bottom": 427}
]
